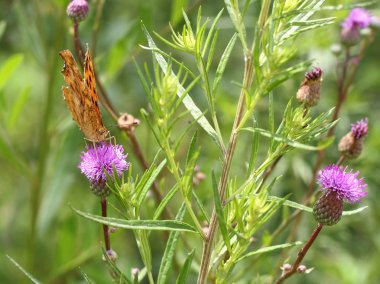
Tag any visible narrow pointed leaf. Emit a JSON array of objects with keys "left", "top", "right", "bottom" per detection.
[
  {"left": 153, "top": 184, "right": 179, "bottom": 220},
  {"left": 235, "top": 241, "right": 302, "bottom": 263},
  {"left": 157, "top": 204, "right": 186, "bottom": 284},
  {"left": 136, "top": 158, "right": 167, "bottom": 207},
  {"left": 72, "top": 207, "right": 198, "bottom": 233},
  {"left": 242, "top": 127, "right": 324, "bottom": 151},
  {"left": 212, "top": 171, "right": 231, "bottom": 252},
  {"left": 212, "top": 33, "right": 237, "bottom": 94},
  {"left": 6, "top": 255, "right": 42, "bottom": 284},
  {"left": 176, "top": 249, "right": 195, "bottom": 284}
]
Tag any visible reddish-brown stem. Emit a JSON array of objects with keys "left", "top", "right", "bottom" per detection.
[
  {"left": 101, "top": 197, "right": 111, "bottom": 251},
  {"left": 73, "top": 20, "right": 85, "bottom": 68},
  {"left": 275, "top": 223, "right": 323, "bottom": 284}
]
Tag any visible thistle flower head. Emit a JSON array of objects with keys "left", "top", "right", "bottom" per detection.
[
  {"left": 317, "top": 165, "right": 367, "bottom": 203},
  {"left": 342, "top": 8, "right": 372, "bottom": 30},
  {"left": 313, "top": 165, "right": 367, "bottom": 225},
  {"left": 79, "top": 142, "right": 129, "bottom": 196},
  {"left": 296, "top": 67, "right": 323, "bottom": 107},
  {"left": 67, "top": 0, "right": 89, "bottom": 22},
  {"left": 351, "top": 118, "right": 368, "bottom": 140},
  {"left": 341, "top": 8, "right": 372, "bottom": 46}
]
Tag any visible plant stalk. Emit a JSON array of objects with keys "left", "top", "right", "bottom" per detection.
[
  {"left": 197, "top": 55, "right": 253, "bottom": 284},
  {"left": 274, "top": 223, "right": 323, "bottom": 284}
]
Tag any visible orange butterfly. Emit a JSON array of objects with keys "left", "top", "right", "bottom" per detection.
[{"left": 59, "top": 48, "right": 109, "bottom": 142}]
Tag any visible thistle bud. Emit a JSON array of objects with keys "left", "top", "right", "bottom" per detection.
[
  {"left": 67, "top": 0, "right": 89, "bottom": 22},
  {"left": 297, "top": 265, "right": 307, "bottom": 274},
  {"left": 282, "top": 263, "right": 292, "bottom": 272},
  {"left": 131, "top": 268, "right": 140, "bottom": 280},
  {"left": 338, "top": 119, "right": 368, "bottom": 159},
  {"left": 296, "top": 67, "right": 323, "bottom": 107},
  {"left": 102, "top": 249, "right": 118, "bottom": 261}
]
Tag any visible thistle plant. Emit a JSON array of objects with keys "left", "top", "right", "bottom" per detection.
[{"left": 4, "top": 0, "right": 379, "bottom": 283}]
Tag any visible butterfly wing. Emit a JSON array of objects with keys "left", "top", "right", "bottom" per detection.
[
  {"left": 59, "top": 49, "right": 108, "bottom": 142},
  {"left": 83, "top": 49, "right": 108, "bottom": 140}
]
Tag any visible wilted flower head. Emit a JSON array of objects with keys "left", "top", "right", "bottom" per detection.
[
  {"left": 313, "top": 165, "right": 367, "bottom": 225},
  {"left": 341, "top": 8, "right": 372, "bottom": 46},
  {"left": 67, "top": 0, "right": 89, "bottom": 22},
  {"left": 79, "top": 142, "right": 129, "bottom": 196},
  {"left": 317, "top": 165, "right": 367, "bottom": 203},
  {"left": 351, "top": 118, "right": 368, "bottom": 139},
  {"left": 296, "top": 67, "right": 323, "bottom": 107}
]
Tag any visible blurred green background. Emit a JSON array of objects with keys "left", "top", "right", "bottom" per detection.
[{"left": 1, "top": 0, "right": 380, "bottom": 283}]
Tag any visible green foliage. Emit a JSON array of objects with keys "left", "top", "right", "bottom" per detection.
[{"left": 1, "top": 0, "right": 379, "bottom": 283}]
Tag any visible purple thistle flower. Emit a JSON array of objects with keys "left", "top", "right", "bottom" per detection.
[
  {"left": 79, "top": 143, "right": 129, "bottom": 196},
  {"left": 317, "top": 165, "right": 367, "bottom": 203},
  {"left": 342, "top": 8, "right": 372, "bottom": 30},
  {"left": 341, "top": 8, "right": 372, "bottom": 46},
  {"left": 67, "top": 0, "right": 89, "bottom": 22},
  {"left": 351, "top": 118, "right": 368, "bottom": 140}
]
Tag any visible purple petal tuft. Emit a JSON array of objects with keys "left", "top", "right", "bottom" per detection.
[
  {"left": 79, "top": 142, "right": 129, "bottom": 184},
  {"left": 317, "top": 165, "right": 367, "bottom": 203},
  {"left": 342, "top": 8, "right": 372, "bottom": 30},
  {"left": 351, "top": 118, "right": 368, "bottom": 140}
]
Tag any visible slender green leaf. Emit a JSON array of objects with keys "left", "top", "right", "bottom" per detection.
[
  {"left": 212, "top": 33, "right": 237, "bottom": 94},
  {"left": 0, "top": 54, "right": 23, "bottom": 90},
  {"left": 170, "top": 0, "right": 187, "bottom": 26},
  {"left": 176, "top": 249, "right": 195, "bottom": 284},
  {"left": 342, "top": 206, "right": 368, "bottom": 216},
  {"left": 7, "top": 86, "right": 31, "bottom": 128},
  {"left": 268, "top": 196, "right": 368, "bottom": 216},
  {"left": 72, "top": 207, "right": 198, "bottom": 233},
  {"left": 157, "top": 204, "right": 186, "bottom": 284},
  {"left": 247, "top": 116, "right": 259, "bottom": 176},
  {"left": 235, "top": 241, "right": 302, "bottom": 263},
  {"left": 136, "top": 158, "right": 167, "bottom": 207},
  {"left": 6, "top": 255, "right": 42, "bottom": 284},
  {"left": 242, "top": 127, "right": 324, "bottom": 151},
  {"left": 268, "top": 92, "right": 275, "bottom": 153},
  {"left": 153, "top": 184, "right": 179, "bottom": 220},
  {"left": 193, "top": 190, "right": 210, "bottom": 223},
  {"left": 212, "top": 171, "right": 231, "bottom": 252},
  {"left": 0, "top": 21, "right": 6, "bottom": 40}
]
